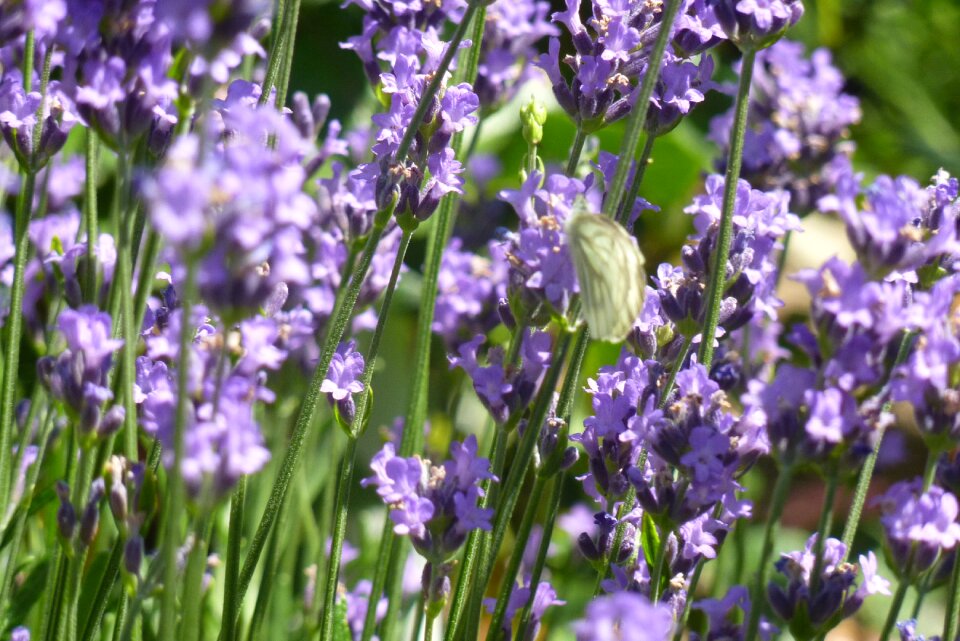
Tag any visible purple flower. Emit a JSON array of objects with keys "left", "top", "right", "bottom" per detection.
[
  {"left": 573, "top": 592, "right": 673, "bottom": 641},
  {"left": 11, "top": 626, "right": 31, "bottom": 641},
  {"left": 693, "top": 585, "right": 777, "bottom": 641},
  {"left": 0, "top": 74, "right": 77, "bottom": 171},
  {"left": 873, "top": 479, "right": 960, "bottom": 578},
  {"left": 483, "top": 580, "right": 564, "bottom": 641},
  {"left": 362, "top": 436, "right": 496, "bottom": 562},
  {"left": 709, "top": 0, "right": 803, "bottom": 50},
  {"left": 898, "top": 620, "right": 942, "bottom": 641}
]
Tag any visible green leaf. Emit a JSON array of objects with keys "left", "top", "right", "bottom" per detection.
[{"left": 641, "top": 512, "right": 660, "bottom": 570}]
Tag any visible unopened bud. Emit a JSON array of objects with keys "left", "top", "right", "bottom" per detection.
[{"left": 520, "top": 97, "right": 547, "bottom": 146}]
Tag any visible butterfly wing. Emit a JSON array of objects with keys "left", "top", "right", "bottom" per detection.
[{"left": 566, "top": 211, "right": 646, "bottom": 343}]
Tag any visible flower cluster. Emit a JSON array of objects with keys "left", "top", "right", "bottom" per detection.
[{"left": 362, "top": 435, "right": 496, "bottom": 562}]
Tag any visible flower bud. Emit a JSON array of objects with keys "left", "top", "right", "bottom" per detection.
[{"left": 520, "top": 97, "right": 547, "bottom": 146}]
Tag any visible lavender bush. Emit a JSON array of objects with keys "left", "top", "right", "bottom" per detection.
[{"left": 0, "top": 1, "right": 958, "bottom": 640}]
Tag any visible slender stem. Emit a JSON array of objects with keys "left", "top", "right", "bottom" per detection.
[
  {"left": 62, "top": 444, "right": 98, "bottom": 641},
  {"left": 274, "top": 0, "right": 302, "bottom": 109},
  {"left": 232, "top": 213, "right": 388, "bottom": 616},
  {"left": 744, "top": 463, "right": 795, "bottom": 641},
  {"left": 879, "top": 576, "right": 911, "bottom": 641},
  {"left": 318, "top": 435, "right": 360, "bottom": 641},
  {"left": 180, "top": 516, "right": 213, "bottom": 641},
  {"left": 158, "top": 259, "right": 198, "bottom": 641},
  {"left": 79, "top": 539, "right": 124, "bottom": 641},
  {"left": 649, "top": 531, "right": 670, "bottom": 603},
  {"left": 84, "top": 130, "right": 99, "bottom": 303},
  {"left": 943, "top": 545, "right": 960, "bottom": 641},
  {"left": 614, "top": 134, "right": 656, "bottom": 226},
  {"left": 486, "top": 475, "right": 548, "bottom": 640},
  {"left": 0, "top": 170, "right": 36, "bottom": 509},
  {"left": 441, "top": 420, "right": 505, "bottom": 641},
  {"left": 697, "top": 47, "right": 757, "bottom": 369},
  {"left": 515, "top": 473, "right": 564, "bottom": 641},
  {"left": 259, "top": 0, "right": 292, "bottom": 106},
  {"left": 921, "top": 449, "right": 939, "bottom": 491},
  {"left": 221, "top": 476, "right": 248, "bottom": 641},
  {"left": 319, "top": 228, "right": 411, "bottom": 641},
  {"left": 601, "top": 0, "right": 681, "bottom": 219},
  {"left": 565, "top": 127, "right": 586, "bottom": 177},
  {"left": 133, "top": 229, "right": 162, "bottom": 333},
  {"left": 454, "top": 333, "right": 575, "bottom": 641},
  {"left": 114, "top": 152, "right": 139, "bottom": 461},
  {"left": 809, "top": 467, "right": 839, "bottom": 594},
  {"left": 393, "top": 1, "right": 479, "bottom": 164},
  {"left": 840, "top": 331, "right": 917, "bottom": 562},
  {"left": 22, "top": 30, "right": 36, "bottom": 91}
]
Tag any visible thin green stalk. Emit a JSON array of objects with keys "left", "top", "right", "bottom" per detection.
[
  {"left": 245, "top": 515, "right": 282, "bottom": 641},
  {"left": 113, "top": 152, "right": 139, "bottom": 461},
  {"left": 649, "top": 531, "right": 670, "bottom": 603},
  {"left": 84, "top": 130, "right": 99, "bottom": 303},
  {"left": 809, "top": 467, "right": 839, "bottom": 594},
  {"left": 614, "top": 134, "right": 656, "bottom": 226},
  {"left": 943, "top": 546, "right": 960, "bottom": 641},
  {"left": 275, "top": 0, "right": 302, "bottom": 109},
  {"left": 393, "top": 1, "right": 479, "bottom": 164},
  {"left": 440, "top": 420, "right": 505, "bottom": 641},
  {"left": 180, "top": 516, "right": 213, "bottom": 641},
  {"left": 744, "top": 463, "right": 795, "bottom": 641},
  {"left": 319, "top": 229, "right": 412, "bottom": 641},
  {"left": 879, "top": 576, "right": 911, "bottom": 641},
  {"left": 515, "top": 473, "right": 565, "bottom": 641},
  {"left": 0, "top": 405, "right": 55, "bottom": 609},
  {"left": 158, "top": 259, "right": 198, "bottom": 641},
  {"left": 231, "top": 213, "right": 388, "bottom": 616},
  {"left": 454, "top": 332, "right": 576, "bottom": 641},
  {"left": 698, "top": 47, "right": 757, "bottom": 369},
  {"left": 221, "top": 476, "right": 248, "bottom": 641},
  {"left": 486, "top": 475, "right": 548, "bottom": 640},
  {"left": 369, "top": 6, "right": 489, "bottom": 636},
  {"left": 0, "top": 170, "right": 37, "bottom": 509},
  {"left": 318, "top": 435, "right": 360, "bottom": 641},
  {"left": 61, "top": 444, "right": 98, "bottom": 641},
  {"left": 921, "top": 449, "right": 939, "bottom": 491},
  {"left": 133, "top": 229, "right": 162, "bottom": 333},
  {"left": 79, "top": 539, "right": 124, "bottom": 641},
  {"left": 600, "top": 0, "right": 682, "bottom": 219},
  {"left": 565, "top": 127, "right": 586, "bottom": 177},
  {"left": 839, "top": 331, "right": 917, "bottom": 561},
  {"left": 259, "top": 0, "right": 293, "bottom": 107},
  {"left": 22, "top": 30, "right": 36, "bottom": 92}
]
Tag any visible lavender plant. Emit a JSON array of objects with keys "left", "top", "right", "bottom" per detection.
[{"left": 0, "top": 1, "right": 958, "bottom": 641}]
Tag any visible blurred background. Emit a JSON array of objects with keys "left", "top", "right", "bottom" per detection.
[{"left": 282, "top": 0, "right": 960, "bottom": 637}]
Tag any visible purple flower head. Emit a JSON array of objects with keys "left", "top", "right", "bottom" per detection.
[
  {"left": 484, "top": 580, "right": 564, "bottom": 641},
  {"left": 693, "top": 585, "right": 777, "bottom": 641},
  {"left": 710, "top": 41, "right": 860, "bottom": 212},
  {"left": 341, "top": 580, "right": 387, "bottom": 641},
  {"left": 449, "top": 330, "right": 554, "bottom": 425},
  {"left": 708, "top": 0, "right": 803, "bottom": 50},
  {"left": 362, "top": 436, "right": 496, "bottom": 562},
  {"left": 0, "top": 74, "right": 77, "bottom": 171},
  {"left": 321, "top": 340, "right": 366, "bottom": 425},
  {"left": 156, "top": 0, "right": 269, "bottom": 53},
  {"left": 573, "top": 592, "right": 673, "bottom": 641},
  {"left": 873, "top": 479, "right": 960, "bottom": 578},
  {"left": 11, "top": 626, "right": 31, "bottom": 641},
  {"left": 898, "top": 620, "right": 943, "bottom": 641},
  {"left": 768, "top": 535, "right": 889, "bottom": 636},
  {"left": 432, "top": 238, "right": 508, "bottom": 347}
]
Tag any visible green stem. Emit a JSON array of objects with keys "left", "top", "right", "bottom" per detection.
[
  {"left": 839, "top": 331, "right": 917, "bottom": 562},
  {"left": 649, "top": 530, "right": 670, "bottom": 603},
  {"left": 943, "top": 545, "right": 960, "bottom": 641},
  {"left": 62, "top": 444, "right": 98, "bottom": 641},
  {"left": 455, "top": 332, "right": 576, "bottom": 640},
  {"left": 921, "top": 448, "right": 939, "bottom": 491},
  {"left": 318, "top": 435, "right": 360, "bottom": 641},
  {"left": 441, "top": 420, "right": 505, "bottom": 641},
  {"left": 744, "top": 463, "right": 795, "bottom": 641},
  {"left": 515, "top": 473, "right": 564, "bottom": 641},
  {"left": 221, "top": 476, "right": 248, "bottom": 641},
  {"left": 275, "top": 0, "right": 302, "bottom": 109},
  {"left": 133, "top": 229, "right": 162, "bottom": 333},
  {"left": 697, "top": 47, "right": 757, "bottom": 369},
  {"left": 614, "top": 134, "right": 656, "bottom": 226},
  {"left": 0, "top": 170, "right": 36, "bottom": 509},
  {"left": 79, "top": 539, "right": 124, "bottom": 641},
  {"left": 808, "top": 467, "right": 839, "bottom": 594},
  {"left": 565, "top": 127, "right": 586, "bottom": 177},
  {"left": 259, "top": 0, "right": 293, "bottom": 106},
  {"left": 114, "top": 152, "right": 139, "bottom": 461},
  {"left": 879, "top": 576, "right": 911, "bottom": 641},
  {"left": 22, "top": 30, "right": 36, "bottom": 92},
  {"left": 158, "top": 259, "right": 198, "bottom": 641},
  {"left": 84, "top": 130, "right": 99, "bottom": 303},
  {"left": 180, "top": 516, "right": 213, "bottom": 641},
  {"left": 393, "top": 1, "right": 479, "bottom": 164},
  {"left": 319, "top": 228, "right": 411, "bottom": 641},
  {"left": 600, "top": 0, "right": 682, "bottom": 219},
  {"left": 486, "top": 475, "right": 548, "bottom": 640}
]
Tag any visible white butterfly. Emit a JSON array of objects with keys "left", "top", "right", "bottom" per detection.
[{"left": 566, "top": 203, "right": 646, "bottom": 343}]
